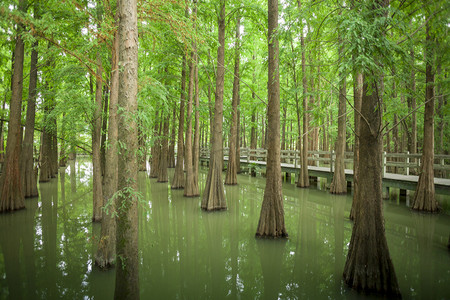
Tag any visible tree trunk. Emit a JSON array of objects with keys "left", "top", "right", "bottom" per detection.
[
  {"left": 21, "top": 35, "right": 39, "bottom": 198},
  {"left": 412, "top": 22, "right": 438, "bottom": 212},
  {"left": 256, "top": 0, "right": 287, "bottom": 238},
  {"left": 149, "top": 116, "right": 161, "bottom": 178},
  {"left": 157, "top": 114, "right": 169, "bottom": 182},
  {"left": 225, "top": 13, "right": 241, "bottom": 186},
  {"left": 168, "top": 105, "right": 177, "bottom": 168},
  {"left": 201, "top": 0, "right": 227, "bottom": 211},
  {"left": 193, "top": 27, "right": 200, "bottom": 189},
  {"left": 92, "top": 51, "right": 104, "bottom": 222},
  {"left": 349, "top": 72, "right": 363, "bottom": 221},
  {"left": 330, "top": 34, "right": 347, "bottom": 194},
  {"left": 138, "top": 125, "right": 147, "bottom": 171},
  {"left": 343, "top": 78, "right": 400, "bottom": 297},
  {"left": 101, "top": 86, "right": 109, "bottom": 175},
  {"left": 95, "top": 18, "right": 119, "bottom": 268},
  {"left": 0, "top": 0, "right": 26, "bottom": 212},
  {"left": 171, "top": 56, "right": 187, "bottom": 189},
  {"left": 297, "top": 0, "right": 309, "bottom": 188},
  {"left": 114, "top": 0, "right": 139, "bottom": 297}
]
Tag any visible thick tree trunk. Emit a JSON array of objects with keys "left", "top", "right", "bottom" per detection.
[
  {"left": 225, "top": 14, "right": 240, "bottom": 186},
  {"left": 21, "top": 38, "right": 39, "bottom": 198},
  {"left": 171, "top": 56, "right": 187, "bottom": 189},
  {"left": 114, "top": 0, "right": 139, "bottom": 297},
  {"left": 343, "top": 79, "right": 400, "bottom": 297},
  {"left": 412, "top": 22, "right": 438, "bottom": 212},
  {"left": 350, "top": 72, "right": 363, "bottom": 221},
  {"left": 330, "top": 34, "right": 347, "bottom": 194},
  {"left": 92, "top": 51, "right": 104, "bottom": 222},
  {"left": 95, "top": 21, "right": 119, "bottom": 269},
  {"left": 157, "top": 114, "right": 169, "bottom": 182},
  {"left": 0, "top": 0, "right": 26, "bottom": 212},
  {"left": 256, "top": 0, "right": 287, "bottom": 238},
  {"left": 201, "top": 0, "right": 227, "bottom": 211}
]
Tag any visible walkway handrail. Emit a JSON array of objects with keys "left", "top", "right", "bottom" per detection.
[{"left": 200, "top": 147, "right": 450, "bottom": 178}]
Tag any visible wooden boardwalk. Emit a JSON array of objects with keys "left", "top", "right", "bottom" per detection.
[{"left": 200, "top": 156, "right": 450, "bottom": 196}]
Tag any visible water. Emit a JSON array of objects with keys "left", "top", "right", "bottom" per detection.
[{"left": 1, "top": 158, "right": 449, "bottom": 299}]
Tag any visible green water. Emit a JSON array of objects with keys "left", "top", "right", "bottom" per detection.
[{"left": 1, "top": 158, "right": 449, "bottom": 299}]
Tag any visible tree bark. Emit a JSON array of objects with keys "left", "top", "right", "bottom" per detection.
[
  {"left": 168, "top": 105, "right": 177, "bottom": 168},
  {"left": 349, "top": 72, "right": 363, "bottom": 221},
  {"left": 95, "top": 17, "right": 119, "bottom": 268},
  {"left": 256, "top": 0, "right": 287, "bottom": 238},
  {"left": 114, "top": 0, "right": 139, "bottom": 297},
  {"left": 343, "top": 78, "right": 400, "bottom": 297},
  {"left": 201, "top": 0, "right": 227, "bottom": 211},
  {"left": 0, "top": 0, "right": 26, "bottom": 212},
  {"left": 149, "top": 116, "right": 161, "bottom": 178},
  {"left": 92, "top": 51, "right": 104, "bottom": 222},
  {"left": 101, "top": 86, "right": 109, "bottom": 174},
  {"left": 21, "top": 36, "right": 39, "bottom": 198},
  {"left": 157, "top": 113, "right": 169, "bottom": 183},
  {"left": 225, "top": 13, "right": 241, "bottom": 186},
  {"left": 193, "top": 26, "right": 200, "bottom": 190},
  {"left": 171, "top": 56, "right": 187, "bottom": 189},
  {"left": 412, "top": 21, "right": 438, "bottom": 212}
]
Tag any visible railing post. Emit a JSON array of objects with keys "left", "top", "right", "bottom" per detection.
[
  {"left": 383, "top": 151, "right": 386, "bottom": 178},
  {"left": 330, "top": 150, "right": 334, "bottom": 173},
  {"left": 406, "top": 151, "right": 410, "bottom": 176},
  {"left": 294, "top": 150, "right": 297, "bottom": 169}
]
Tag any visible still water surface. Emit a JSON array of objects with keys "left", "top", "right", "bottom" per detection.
[{"left": 1, "top": 158, "right": 449, "bottom": 299}]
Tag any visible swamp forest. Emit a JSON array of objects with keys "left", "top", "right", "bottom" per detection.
[{"left": 0, "top": 0, "right": 449, "bottom": 299}]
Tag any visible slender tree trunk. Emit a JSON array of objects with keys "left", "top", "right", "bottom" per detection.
[
  {"left": 168, "top": 105, "right": 177, "bottom": 168},
  {"left": 256, "top": 0, "right": 287, "bottom": 238},
  {"left": 21, "top": 34, "right": 39, "bottom": 198},
  {"left": 330, "top": 32, "right": 347, "bottom": 194},
  {"left": 171, "top": 56, "right": 187, "bottom": 189},
  {"left": 193, "top": 29, "right": 200, "bottom": 189},
  {"left": 101, "top": 86, "right": 109, "bottom": 175},
  {"left": 250, "top": 108, "right": 257, "bottom": 159},
  {"left": 157, "top": 114, "right": 169, "bottom": 182},
  {"left": 0, "top": 0, "right": 26, "bottom": 212},
  {"left": 412, "top": 22, "right": 438, "bottom": 212},
  {"left": 59, "top": 113, "right": 67, "bottom": 167},
  {"left": 92, "top": 51, "right": 104, "bottom": 222},
  {"left": 138, "top": 125, "right": 147, "bottom": 171},
  {"left": 95, "top": 18, "right": 119, "bottom": 268},
  {"left": 201, "top": 0, "right": 227, "bottom": 211},
  {"left": 149, "top": 116, "right": 161, "bottom": 178},
  {"left": 225, "top": 13, "right": 241, "bottom": 186},
  {"left": 297, "top": 0, "right": 309, "bottom": 188},
  {"left": 236, "top": 96, "right": 241, "bottom": 172},
  {"left": 114, "top": 0, "right": 139, "bottom": 297},
  {"left": 349, "top": 72, "right": 362, "bottom": 221}
]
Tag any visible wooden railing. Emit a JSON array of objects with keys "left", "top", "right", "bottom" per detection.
[{"left": 200, "top": 147, "right": 450, "bottom": 178}]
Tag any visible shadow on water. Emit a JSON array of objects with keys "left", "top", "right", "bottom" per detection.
[{"left": 1, "top": 159, "right": 450, "bottom": 299}]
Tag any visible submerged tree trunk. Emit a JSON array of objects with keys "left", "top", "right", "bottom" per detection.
[
  {"left": 114, "top": 0, "right": 139, "bottom": 297},
  {"left": 21, "top": 37, "right": 39, "bottom": 198},
  {"left": 95, "top": 20, "right": 119, "bottom": 268},
  {"left": 412, "top": 22, "right": 438, "bottom": 212},
  {"left": 350, "top": 72, "right": 363, "bottom": 221},
  {"left": 171, "top": 56, "right": 187, "bottom": 189},
  {"left": 0, "top": 0, "right": 26, "bottom": 212},
  {"left": 256, "top": 0, "right": 287, "bottom": 238},
  {"left": 92, "top": 51, "right": 104, "bottom": 222},
  {"left": 343, "top": 78, "right": 400, "bottom": 297},
  {"left": 201, "top": 0, "right": 227, "bottom": 211},
  {"left": 225, "top": 13, "right": 240, "bottom": 186}
]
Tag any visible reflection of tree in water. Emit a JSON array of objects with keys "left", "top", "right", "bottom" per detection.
[
  {"left": 332, "top": 194, "right": 346, "bottom": 290},
  {"left": 413, "top": 213, "right": 436, "bottom": 300},
  {"left": 257, "top": 238, "right": 286, "bottom": 300},
  {"left": 226, "top": 184, "right": 239, "bottom": 298},
  {"left": 0, "top": 195, "right": 39, "bottom": 299}
]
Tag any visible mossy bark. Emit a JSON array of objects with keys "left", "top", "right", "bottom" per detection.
[{"left": 256, "top": 0, "right": 287, "bottom": 238}]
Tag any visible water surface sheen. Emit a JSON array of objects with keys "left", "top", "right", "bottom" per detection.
[{"left": 0, "top": 159, "right": 449, "bottom": 299}]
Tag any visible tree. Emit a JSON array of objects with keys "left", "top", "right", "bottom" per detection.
[
  {"left": 411, "top": 19, "right": 438, "bottom": 212},
  {"left": 114, "top": 0, "right": 140, "bottom": 297},
  {"left": 157, "top": 112, "right": 169, "bottom": 183},
  {"left": 95, "top": 6, "right": 119, "bottom": 268},
  {"left": 20, "top": 1, "right": 39, "bottom": 198},
  {"left": 343, "top": 1, "right": 401, "bottom": 296},
  {"left": 201, "top": 0, "right": 227, "bottom": 211},
  {"left": 255, "top": 0, "right": 288, "bottom": 238},
  {"left": 225, "top": 13, "right": 241, "bottom": 186},
  {"left": 0, "top": 0, "right": 26, "bottom": 212}
]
